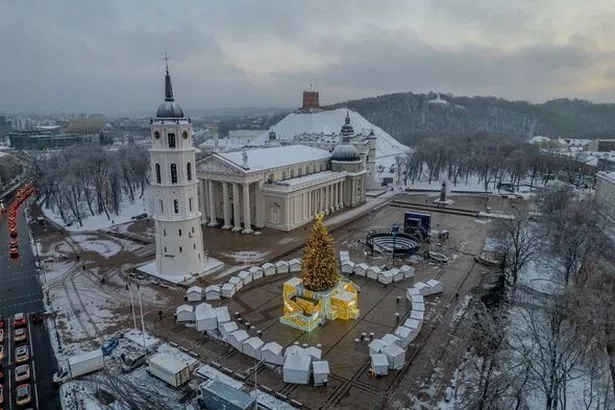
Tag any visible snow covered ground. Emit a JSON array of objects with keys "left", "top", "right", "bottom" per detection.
[{"left": 42, "top": 197, "right": 148, "bottom": 232}]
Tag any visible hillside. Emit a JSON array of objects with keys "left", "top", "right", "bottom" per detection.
[{"left": 325, "top": 92, "right": 615, "bottom": 145}]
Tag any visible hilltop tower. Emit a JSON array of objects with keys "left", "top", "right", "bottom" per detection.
[{"left": 149, "top": 56, "right": 205, "bottom": 278}]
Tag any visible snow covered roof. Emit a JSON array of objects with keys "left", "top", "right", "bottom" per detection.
[
  {"left": 148, "top": 352, "right": 188, "bottom": 373},
  {"left": 205, "top": 285, "right": 220, "bottom": 292},
  {"left": 69, "top": 349, "right": 102, "bottom": 366},
  {"left": 243, "top": 337, "right": 264, "bottom": 350},
  {"left": 217, "top": 145, "right": 331, "bottom": 172},
  {"left": 312, "top": 360, "right": 330, "bottom": 375},
  {"left": 284, "top": 351, "right": 311, "bottom": 371},
  {"left": 214, "top": 306, "right": 231, "bottom": 323},
  {"left": 229, "top": 329, "right": 250, "bottom": 343},
  {"left": 261, "top": 341, "right": 283, "bottom": 355},
  {"left": 304, "top": 346, "right": 322, "bottom": 360},
  {"left": 258, "top": 108, "right": 410, "bottom": 160},
  {"left": 195, "top": 305, "right": 216, "bottom": 320},
  {"left": 187, "top": 286, "right": 202, "bottom": 294},
  {"left": 176, "top": 304, "right": 193, "bottom": 313}
]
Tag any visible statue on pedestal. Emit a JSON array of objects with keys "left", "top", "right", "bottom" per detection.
[{"left": 439, "top": 181, "right": 447, "bottom": 202}]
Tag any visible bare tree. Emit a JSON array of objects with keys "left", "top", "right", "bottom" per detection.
[{"left": 492, "top": 210, "right": 541, "bottom": 297}]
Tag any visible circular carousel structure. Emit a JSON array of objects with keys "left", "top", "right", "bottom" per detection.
[{"left": 366, "top": 229, "right": 421, "bottom": 257}]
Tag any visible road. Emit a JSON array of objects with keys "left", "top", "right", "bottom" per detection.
[{"left": 0, "top": 189, "right": 60, "bottom": 410}]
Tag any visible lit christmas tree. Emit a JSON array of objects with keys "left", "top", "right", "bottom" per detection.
[{"left": 301, "top": 213, "right": 340, "bottom": 291}]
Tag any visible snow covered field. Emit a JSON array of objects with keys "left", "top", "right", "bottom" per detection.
[{"left": 42, "top": 197, "right": 148, "bottom": 232}]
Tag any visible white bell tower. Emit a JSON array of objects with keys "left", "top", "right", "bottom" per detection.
[{"left": 149, "top": 55, "right": 205, "bottom": 278}]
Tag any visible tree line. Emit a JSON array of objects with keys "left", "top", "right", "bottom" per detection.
[
  {"left": 395, "top": 133, "right": 595, "bottom": 191},
  {"left": 327, "top": 92, "right": 615, "bottom": 146},
  {"left": 32, "top": 143, "right": 149, "bottom": 227}
]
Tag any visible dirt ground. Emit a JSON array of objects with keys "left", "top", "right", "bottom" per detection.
[{"left": 33, "top": 193, "right": 526, "bottom": 409}]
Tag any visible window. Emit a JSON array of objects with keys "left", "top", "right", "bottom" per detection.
[
  {"left": 179, "top": 246, "right": 182, "bottom": 253},
  {"left": 163, "top": 229, "right": 166, "bottom": 237},
  {"left": 159, "top": 199, "right": 164, "bottom": 213},
  {"left": 192, "top": 226, "right": 195, "bottom": 233},
  {"left": 170, "top": 163, "right": 178, "bottom": 183},
  {"left": 193, "top": 244, "right": 196, "bottom": 249},
  {"left": 167, "top": 133, "right": 176, "bottom": 148},
  {"left": 164, "top": 246, "right": 167, "bottom": 252},
  {"left": 155, "top": 163, "right": 161, "bottom": 184},
  {"left": 189, "top": 197, "right": 193, "bottom": 212},
  {"left": 290, "top": 169, "right": 295, "bottom": 178},
  {"left": 178, "top": 229, "right": 182, "bottom": 236},
  {"left": 174, "top": 199, "right": 179, "bottom": 213},
  {"left": 187, "top": 162, "right": 192, "bottom": 181},
  {"left": 298, "top": 168, "right": 303, "bottom": 177},
  {"left": 282, "top": 171, "right": 287, "bottom": 180}
]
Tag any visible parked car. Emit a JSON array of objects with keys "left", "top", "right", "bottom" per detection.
[
  {"left": 14, "top": 328, "right": 27, "bottom": 343},
  {"left": 31, "top": 313, "right": 44, "bottom": 325},
  {"left": 15, "top": 345, "right": 29, "bottom": 364},
  {"left": 0, "top": 343, "right": 4, "bottom": 360},
  {"left": 13, "top": 313, "right": 26, "bottom": 328},
  {"left": 15, "top": 364, "right": 30, "bottom": 382},
  {"left": 0, "top": 328, "right": 4, "bottom": 340},
  {"left": 15, "top": 384, "right": 31, "bottom": 406},
  {"left": 101, "top": 338, "right": 119, "bottom": 356}
]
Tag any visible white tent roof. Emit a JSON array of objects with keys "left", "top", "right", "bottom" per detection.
[
  {"left": 176, "top": 304, "right": 193, "bottom": 314},
  {"left": 312, "top": 360, "right": 329, "bottom": 375},
  {"left": 214, "top": 306, "right": 231, "bottom": 323},
  {"left": 187, "top": 286, "right": 202, "bottom": 294},
  {"left": 284, "top": 351, "right": 311, "bottom": 372},
  {"left": 261, "top": 341, "right": 283, "bottom": 355}
]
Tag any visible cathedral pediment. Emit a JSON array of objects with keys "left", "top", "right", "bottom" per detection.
[{"left": 197, "top": 156, "right": 243, "bottom": 175}]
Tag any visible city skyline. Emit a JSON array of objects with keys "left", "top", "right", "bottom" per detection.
[{"left": 2, "top": 0, "right": 615, "bottom": 114}]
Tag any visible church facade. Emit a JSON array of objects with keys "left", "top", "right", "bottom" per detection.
[{"left": 196, "top": 114, "right": 373, "bottom": 232}]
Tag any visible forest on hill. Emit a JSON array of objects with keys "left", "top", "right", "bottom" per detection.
[{"left": 325, "top": 92, "right": 615, "bottom": 145}]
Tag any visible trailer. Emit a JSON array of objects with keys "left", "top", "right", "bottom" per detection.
[
  {"left": 196, "top": 379, "right": 256, "bottom": 410},
  {"left": 146, "top": 352, "right": 191, "bottom": 388},
  {"left": 53, "top": 349, "right": 104, "bottom": 384}
]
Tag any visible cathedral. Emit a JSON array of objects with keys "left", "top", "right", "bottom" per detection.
[{"left": 195, "top": 112, "right": 374, "bottom": 232}]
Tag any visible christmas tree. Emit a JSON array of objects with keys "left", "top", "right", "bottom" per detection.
[{"left": 301, "top": 212, "right": 340, "bottom": 291}]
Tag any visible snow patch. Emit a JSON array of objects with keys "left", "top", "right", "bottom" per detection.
[{"left": 42, "top": 197, "right": 148, "bottom": 232}]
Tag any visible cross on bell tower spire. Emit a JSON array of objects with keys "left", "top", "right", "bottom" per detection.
[{"left": 164, "top": 52, "right": 174, "bottom": 102}]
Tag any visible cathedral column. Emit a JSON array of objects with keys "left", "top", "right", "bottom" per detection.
[
  {"left": 231, "top": 183, "right": 242, "bottom": 232},
  {"left": 336, "top": 182, "right": 341, "bottom": 209},
  {"left": 335, "top": 182, "right": 341, "bottom": 209},
  {"left": 207, "top": 180, "right": 217, "bottom": 227},
  {"left": 222, "top": 182, "right": 231, "bottom": 229},
  {"left": 242, "top": 182, "right": 253, "bottom": 234},
  {"left": 255, "top": 181, "right": 265, "bottom": 228},
  {"left": 329, "top": 184, "right": 335, "bottom": 213},
  {"left": 339, "top": 181, "right": 344, "bottom": 208},
  {"left": 324, "top": 186, "right": 331, "bottom": 214}
]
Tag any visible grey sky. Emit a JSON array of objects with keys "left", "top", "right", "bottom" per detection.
[{"left": 1, "top": 0, "right": 614, "bottom": 115}]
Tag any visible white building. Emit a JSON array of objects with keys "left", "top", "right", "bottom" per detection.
[
  {"left": 148, "top": 60, "right": 206, "bottom": 278},
  {"left": 595, "top": 171, "right": 615, "bottom": 219},
  {"left": 196, "top": 116, "right": 370, "bottom": 232}
]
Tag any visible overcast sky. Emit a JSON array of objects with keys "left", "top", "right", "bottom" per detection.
[{"left": 2, "top": 0, "right": 614, "bottom": 115}]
